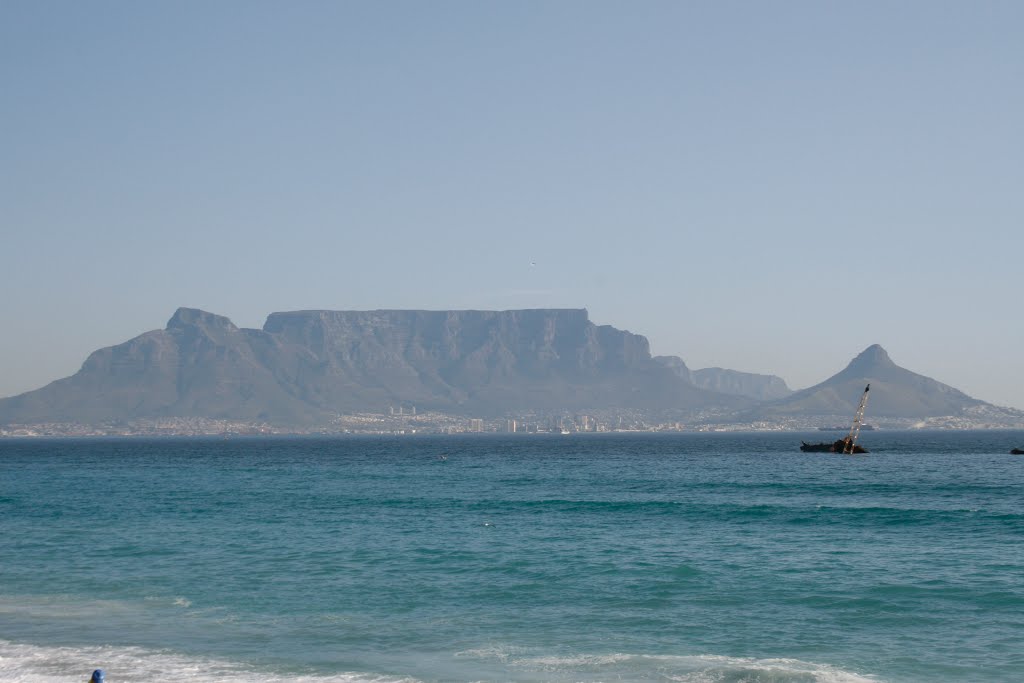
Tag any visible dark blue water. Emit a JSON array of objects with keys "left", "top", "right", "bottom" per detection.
[{"left": 2, "top": 432, "right": 1022, "bottom": 682}]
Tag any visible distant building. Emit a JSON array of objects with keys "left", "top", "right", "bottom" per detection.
[
  {"left": 469, "top": 418, "right": 483, "bottom": 432},
  {"left": 505, "top": 419, "right": 517, "bottom": 433}
]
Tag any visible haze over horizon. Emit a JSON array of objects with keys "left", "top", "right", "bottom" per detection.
[{"left": 3, "top": 2, "right": 1022, "bottom": 409}]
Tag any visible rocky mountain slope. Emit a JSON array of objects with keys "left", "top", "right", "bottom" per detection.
[
  {"left": 751, "top": 344, "right": 986, "bottom": 418},
  {"left": 3, "top": 314, "right": 1016, "bottom": 429},
  {"left": 653, "top": 356, "right": 792, "bottom": 401},
  {"left": 0, "top": 308, "right": 741, "bottom": 425}
]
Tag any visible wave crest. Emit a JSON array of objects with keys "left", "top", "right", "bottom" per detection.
[
  {"left": 0, "top": 640, "right": 419, "bottom": 683},
  {"left": 453, "top": 646, "right": 878, "bottom": 682}
]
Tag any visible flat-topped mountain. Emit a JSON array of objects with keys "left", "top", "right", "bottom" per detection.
[
  {"left": 753, "top": 344, "right": 987, "bottom": 418},
  {"left": 0, "top": 308, "right": 741, "bottom": 425}
]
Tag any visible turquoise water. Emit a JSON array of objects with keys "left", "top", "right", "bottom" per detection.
[{"left": 2, "top": 432, "right": 1022, "bottom": 682}]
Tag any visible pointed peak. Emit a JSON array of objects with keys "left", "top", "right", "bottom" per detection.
[
  {"left": 166, "top": 307, "right": 238, "bottom": 332},
  {"left": 845, "top": 344, "right": 896, "bottom": 373},
  {"left": 856, "top": 344, "right": 892, "bottom": 362}
]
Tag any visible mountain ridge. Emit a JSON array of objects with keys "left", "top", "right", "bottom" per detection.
[
  {"left": 0, "top": 313, "right": 1016, "bottom": 428},
  {"left": 652, "top": 355, "right": 793, "bottom": 401},
  {"left": 0, "top": 307, "right": 743, "bottom": 425}
]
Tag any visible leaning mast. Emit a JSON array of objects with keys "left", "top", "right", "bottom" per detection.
[{"left": 842, "top": 384, "right": 870, "bottom": 454}]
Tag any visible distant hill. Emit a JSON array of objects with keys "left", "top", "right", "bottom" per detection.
[
  {"left": 653, "top": 356, "right": 792, "bottom": 401},
  {"left": 752, "top": 344, "right": 987, "bottom": 419},
  {"left": 0, "top": 308, "right": 744, "bottom": 425},
  {"left": 692, "top": 367, "right": 792, "bottom": 401}
]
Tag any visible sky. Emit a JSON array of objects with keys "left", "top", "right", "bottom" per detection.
[{"left": 2, "top": 1, "right": 1022, "bottom": 409}]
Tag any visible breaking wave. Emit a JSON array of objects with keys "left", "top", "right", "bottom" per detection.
[
  {"left": 0, "top": 640, "right": 418, "bottom": 683},
  {"left": 0, "top": 639, "right": 880, "bottom": 683}
]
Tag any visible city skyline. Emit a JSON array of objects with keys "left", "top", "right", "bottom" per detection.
[{"left": 2, "top": 2, "right": 1022, "bottom": 409}]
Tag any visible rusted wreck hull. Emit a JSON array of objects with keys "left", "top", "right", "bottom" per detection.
[{"left": 800, "top": 440, "right": 869, "bottom": 454}]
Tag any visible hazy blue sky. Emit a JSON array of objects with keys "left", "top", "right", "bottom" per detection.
[{"left": 3, "top": 1, "right": 1022, "bottom": 408}]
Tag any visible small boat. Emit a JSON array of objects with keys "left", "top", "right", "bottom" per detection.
[
  {"left": 800, "top": 384, "right": 871, "bottom": 455},
  {"left": 1012, "top": 448, "right": 1024, "bottom": 455}
]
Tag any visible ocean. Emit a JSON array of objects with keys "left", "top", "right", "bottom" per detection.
[{"left": 1, "top": 431, "right": 1022, "bottom": 683}]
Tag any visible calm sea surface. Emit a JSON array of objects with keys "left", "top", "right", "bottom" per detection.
[{"left": 2, "top": 432, "right": 1022, "bottom": 683}]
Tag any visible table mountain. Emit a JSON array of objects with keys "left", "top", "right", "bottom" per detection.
[{"left": 0, "top": 307, "right": 743, "bottom": 425}]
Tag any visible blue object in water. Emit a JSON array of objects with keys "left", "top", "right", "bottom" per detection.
[{"left": 90, "top": 670, "right": 105, "bottom": 683}]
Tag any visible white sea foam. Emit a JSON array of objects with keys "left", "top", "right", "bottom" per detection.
[
  {"left": 0, "top": 640, "right": 420, "bottom": 683},
  {"left": 454, "top": 646, "right": 879, "bottom": 682},
  {"left": 143, "top": 595, "right": 192, "bottom": 609},
  {"left": 659, "top": 655, "right": 879, "bottom": 683},
  {"left": 0, "top": 640, "right": 883, "bottom": 682}
]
